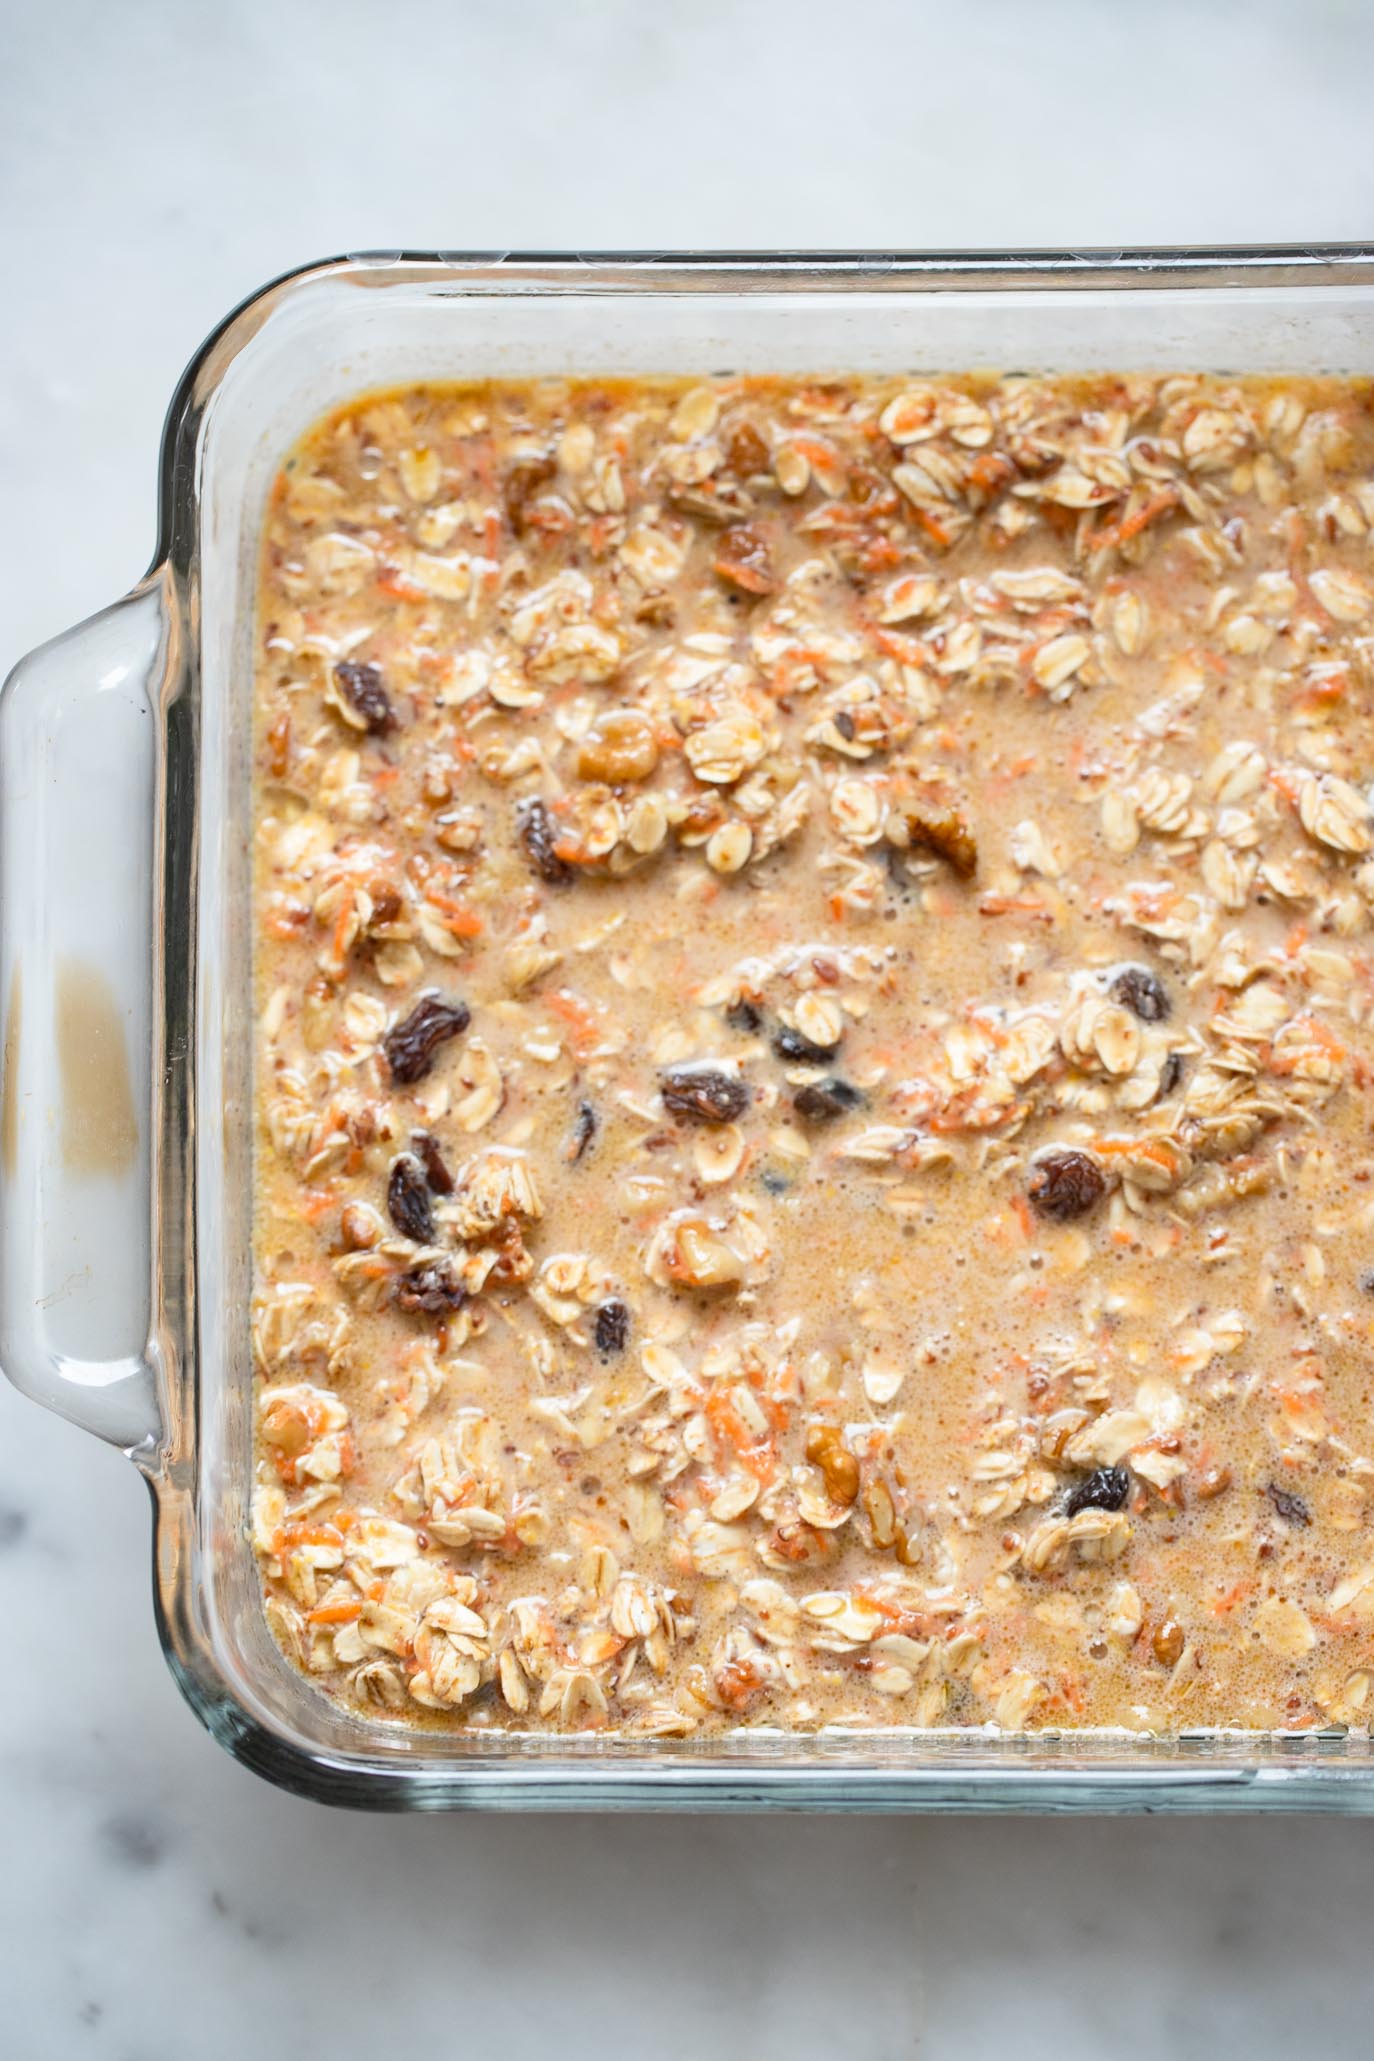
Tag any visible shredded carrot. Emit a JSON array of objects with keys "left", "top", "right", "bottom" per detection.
[
  {"left": 703, "top": 1388, "right": 777, "bottom": 1485},
  {"left": 423, "top": 888, "right": 484, "bottom": 939},
  {"left": 545, "top": 987, "right": 602, "bottom": 1053},
  {"left": 912, "top": 506, "right": 952, "bottom": 549},
  {"left": 870, "top": 626, "right": 931, "bottom": 666},
  {"left": 978, "top": 892, "right": 1053, "bottom": 920},
  {"left": 307, "top": 1600, "right": 363, "bottom": 1627},
  {"left": 1090, "top": 484, "right": 1178, "bottom": 553},
  {"left": 791, "top": 435, "right": 839, "bottom": 467},
  {"left": 376, "top": 567, "right": 428, "bottom": 604}
]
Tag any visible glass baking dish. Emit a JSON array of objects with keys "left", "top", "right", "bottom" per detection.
[{"left": 7, "top": 247, "right": 1374, "bottom": 1811}]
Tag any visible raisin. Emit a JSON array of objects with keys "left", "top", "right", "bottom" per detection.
[
  {"left": 577, "top": 710, "right": 659, "bottom": 784},
  {"left": 570, "top": 1099, "right": 598, "bottom": 1162},
  {"left": 902, "top": 806, "right": 977, "bottom": 880},
  {"left": 517, "top": 798, "right": 572, "bottom": 884},
  {"left": 724, "top": 420, "right": 770, "bottom": 478},
  {"left": 712, "top": 524, "right": 776, "bottom": 596},
  {"left": 1152, "top": 1619, "right": 1185, "bottom": 1668},
  {"left": 794, "top": 1077, "right": 863, "bottom": 1123},
  {"left": 504, "top": 453, "right": 556, "bottom": 535},
  {"left": 1265, "top": 1481, "right": 1311, "bottom": 1527},
  {"left": 805, "top": 1424, "right": 860, "bottom": 1506},
  {"left": 1064, "top": 1465, "right": 1130, "bottom": 1516},
  {"left": 660, "top": 1065, "right": 750, "bottom": 1124},
  {"left": 332, "top": 660, "right": 395, "bottom": 734},
  {"left": 773, "top": 1023, "right": 840, "bottom": 1063},
  {"left": 383, "top": 993, "right": 471, "bottom": 1085},
  {"left": 1157, "top": 1051, "right": 1187, "bottom": 1099},
  {"left": 370, "top": 884, "right": 403, "bottom": 928},
  {"left": 395, "top": 1258, "right": 467, "bottom": 1314},
  {"left": 1360, "top": 1268, "right": 1374, "bottom": 1296},
  {"left": 1110, "top": 964, "right": 1171, "bottom": 1023},
  {"left": 387, "top": 1155, "right": 435, "bottom": 1242},
  {"left": 727, "top": 998, "right": 764, "bottom": 1034},
  {"left": 1027, "top": 1149, "right": 1106, "bottom": 1222},
  {"left": 412, "top": 1130, "right": 454, "bottom": 1195},
  {"left": 849, "top": 465, "right": 896, "bottom": 510},
  {"left": 594, "top": 1298, "right": 629, "bottom": 1355}
]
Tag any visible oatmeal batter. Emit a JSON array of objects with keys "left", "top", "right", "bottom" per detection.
[{"left": 251, "top": 373, "right": 1374, "bottom": 1736}]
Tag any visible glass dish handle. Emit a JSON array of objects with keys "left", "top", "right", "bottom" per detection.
[{"left": 0, "top": 583, "right": 168, "bottom": 1455}]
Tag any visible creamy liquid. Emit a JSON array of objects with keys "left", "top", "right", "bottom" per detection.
[{"left": 249, "top": 374, "right": 1374, "bottom": 1737}]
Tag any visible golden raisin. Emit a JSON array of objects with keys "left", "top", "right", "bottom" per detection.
[
  {"left": 902, "top": 804, "right": 978, "bottom": 880},
  {"left": 805, "top": 1424, "right": 860, "bottom": 1506},
  {"left": 724, "top": 420, "right": 770, "bottom": 478},
  {"left": 260, "top": 1400, "right": 310, "bottom": 1457},
  {"left": 1153, "top": 1618, "right": 1185, "bottom": 1667},
  {"left": 712, "top": 524, "right": 776, "bottom": 596},
  {"left": 577, "top": 710, "right": 660, "bottom": 784}
]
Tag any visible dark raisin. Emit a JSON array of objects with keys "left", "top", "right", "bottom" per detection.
[
  {"left": 387, "top": 1155, "right": 435, "bottom": 1242},
  {"left": 594, "top": 1298, "right": 629, "bottom": 1355},
  {"left": 504, "top": 453, "right": 557, "bottom": 535},
  {"left": 761, "top": 1169, "right": 791, "bottom": 1195},
  {"left": 1027, "top": 1149, "right": 1106, "bottom": 1222},
  {"left": 412, "top": 1130, "right": 454, "bottom": 1195},
  {"left": 1265, "top": 1481, "right": 1311, "bottom": 1527},
  {"left": 794, "top": 1077, "right": 864, "bottom": 1123},
  {"left": 1064, "top": 1465, "right": 1130, "bottom": 1516},
  {"left": 660, "top": 1065, "right": 750, "bottom": 1124},
  {"left": 1110, "top": 964, "right": 1171, "bottom": 1023},
  {"left": 332, "top": 660, "right": 395, "bottom": 734},
  {"left": 571, "top": 1099, "right": 598, "bottom": 1162},
  {"left": 774, "top": 1023, "right": 840, "bottom": 1063},
  {"left": 517, "top": 798, "right": 572, "bottom": 884},
  {"left": 395, "top": 1258, "right": 467, "bottom": 1314},
  {"left": 834, "top": 709, "right": 857, "bottom": 741},
  {"left": 383, "top": 993, "right": 471, "bottom": 1085},
  {"left": 727, "top": 998, "right": 764, "bottom": 1035},
  {"left": 1157, "top": 1051, "right": 1187, "bottom": 1099}
]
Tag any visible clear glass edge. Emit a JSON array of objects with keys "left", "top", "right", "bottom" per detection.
[{"left": 145, "top": 246, "right": 1374, "bottom": 1810}]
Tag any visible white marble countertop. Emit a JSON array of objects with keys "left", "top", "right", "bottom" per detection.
[{"left": 6, "top": 2, "right": 1374, "bottom": 2053}]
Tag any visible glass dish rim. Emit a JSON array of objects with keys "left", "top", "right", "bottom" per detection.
[{"left": 148, "top": 245, "right": 1374, "bottom": 1810}]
